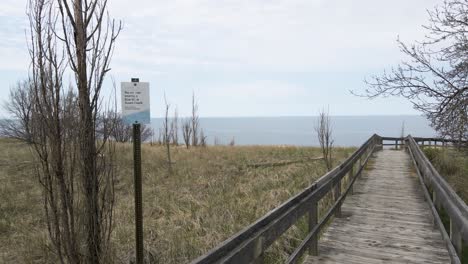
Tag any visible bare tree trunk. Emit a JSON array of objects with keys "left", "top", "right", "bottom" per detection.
[
  {"left": 171, "top": 107, "right": 179, "bottom": 145},
  {"left": 200, "top": 128, "right": 207, "bottom": 147},
  {"left": 182, "top": 118, "right": 192, "bottom": 149},
  {"left": 191, "top": 92, "right": 199, "bottom": 146},
  {"left": 315, "top": 108, "right": 334, "bottom": 171},
  {"left": 163, "top": 95, "right": 172, "bottom": 174}
]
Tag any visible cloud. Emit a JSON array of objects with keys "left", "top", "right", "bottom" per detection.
[
  {"left": 108, "top": 0, "right": 439, "bottom": 73},
  {"left": 0, "top": 0, "right": 441, "bottom": 117},
  {"left": 0, "top": 0, "right": 440, "bottom": 73}
]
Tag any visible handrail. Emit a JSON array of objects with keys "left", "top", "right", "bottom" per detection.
[
  {"left": 190, "top": 134, "right": 381, "bottom": 264},
  {"left": 380, "top": 136, "right": 466, "bottom": 144},
  {"left": 379, "top": 136, "right": 467, "bottom": 148},
  {"left": 406, "top": 135, "right": 468, "bottom": 263}
]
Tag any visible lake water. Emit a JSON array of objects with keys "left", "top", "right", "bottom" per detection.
[{"left": 150, "top": 115, "right": 435, "bottom": 147}]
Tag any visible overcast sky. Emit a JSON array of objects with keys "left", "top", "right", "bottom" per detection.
[{"left": 0, "top": 0, "right": 441, "bottom": 117}]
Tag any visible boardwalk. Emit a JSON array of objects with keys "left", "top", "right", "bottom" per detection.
[{"left": 305, "top": 149, "right": 451, "bottom": 264}]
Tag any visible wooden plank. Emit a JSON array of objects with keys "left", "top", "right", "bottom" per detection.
[
  {"left": 314, "top": 244, "right": 449, "bottom": 264},
  {"left": 305, "top": 150, "right": 451, "bottom": 264}
]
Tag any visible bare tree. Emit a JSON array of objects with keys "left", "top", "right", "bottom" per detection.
[
  {"left": 315, "top": 108, "right": 334, "bottom": 171},
  {"left": 140, "top": 124, "right": 153, "bottom": 142},
  {"left": 1, "top": 80, "right": 34, "bottom": 143},
  {"left": 171, "top": 107, "right": 179, "bottom": 145},
  {"left": 182, "top": 118, "right": 192, "bottom": 148},
  {"left": 157, "top": 127, "right": 163, "bottom": 145},
  {"left": 400, "top": 121, "right": 405, "bottom": 139},
  {"left": 109, "top": 113, "right": 132, "bottom": 143},
  {"left": 358, "top": 0, "right": 467, "bottom": 142},
  {"left": 191, "top": 92, "right": 200, "bottom": 146},
  {"left": 26, "top": 0, "right": 121, "bottom": 262},
  {"left": 200, "top": 128, "right": 207, "bottom": 147},
  {"left": 229, "top": 137, "right": 236, "bottom": 147},
  {"left": 163, "top": 95, "right": 172, "bottom": 174},
  {"left": 103, "top": 111, "right": 152, "bottom": 143}
]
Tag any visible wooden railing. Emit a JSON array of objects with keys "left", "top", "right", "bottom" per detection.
[
  {"left": 379, "top": 136, "right": 467, "bottom": 149},
  {"left": 413, "top": 137, "right": 467, "bottom": 147},
  {"left": 406, "top": 135, "right": 468, "bottom": 264},
  {"left": 190, "top": 134, "right": 380, "bottom": 264}
]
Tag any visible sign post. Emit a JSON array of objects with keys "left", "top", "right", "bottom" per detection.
[{"left": 121, "top": 78, "right": 150, "bottom": 264}]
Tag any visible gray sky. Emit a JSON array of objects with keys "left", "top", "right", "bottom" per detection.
[{"left": 0, "top": 0, "right": 441, "bottom": 117}]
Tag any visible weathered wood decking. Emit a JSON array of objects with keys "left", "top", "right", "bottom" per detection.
[{"left": 306, "top": 149, "right": 451, "bottom": 264}]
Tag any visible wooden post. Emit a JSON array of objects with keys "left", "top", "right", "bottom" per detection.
[
  {"left": 349, "top": 166, "right": 355, "bottom": 195},
  {"left": 433, "top": 190, "right": 441, "bottom": 210},
  {"left": 253, "top": 237, "right": 264, "bottom": 264},
  {"left": 395, "top": 140, "right": 398, "bottom": 149},
  {"left": 133, "top": 123, "right": 144, "bottom": 264},
  {"left": 334, "top": 180, "right": 342, "bottom": 218},
  {"left": 308, "top": 202, "right": 318, "bottom": 256},
  {"left": 450, "top": 219, "right": 463, "bottom": 256}
]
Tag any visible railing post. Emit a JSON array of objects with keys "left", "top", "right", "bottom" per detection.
[
  {"left": 395, "top": 140, "right": 398, "bottom": 149},
  {"left": 308, "top": 201, "right": 318, "bottom": 256},
  {"left": 433, "top": 190, "right": 441, "bottom": 210},
  {"left": 349, "top": 165, "right": 355, "bottom": 195},
  {"left": 253, "top": 237, "right": 264, "bottom": 264},
  {"left": 432, "top": 190, "right": 442, "bottom": 227},
  {"left": 334, "top": 179, "right": 342, "bottom": 218},
  {"left": 450, "top": 219, "right": 463, "bottom": 256}
]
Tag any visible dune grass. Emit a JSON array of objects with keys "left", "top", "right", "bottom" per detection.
[
  {"left": 423, "top": 147, "right": 468, "bottom": 203},
  {"left": 423, "top": 146, "right": 468, "bottom": 263},
  {"left": 0, "top": 139, "right": 355, "bottom": 263}
]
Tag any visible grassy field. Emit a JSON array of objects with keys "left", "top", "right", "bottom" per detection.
[{"left": 0, "top": 138, "right": 355, "bottom": 263}]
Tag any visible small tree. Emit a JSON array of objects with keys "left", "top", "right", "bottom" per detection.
[
  {"left": 26, "top": 0, "right": 121, "bottom": 262},
  {"left": 171, "top": 107, "right": 179, "bottom": 145},
  {"left": 315, "top": 108, "right": 334, "bottom": 171},
  {"left": 99, "top": 111, "right": 152, "bottom": 143},
  {"left": 229, "top": 137, "right": 236, "bottom": 146},
  {"left": 400, "top": 121, "right": 405, "bottom": 139},
  {"left": 182, "top": 118, "right": 192, "bottom": 148},
  {"left": 1, "top": 80, "right": 34, "bottom": 143},
  {"left": 191, "top": 92, "right": 200, "bottom": 146},
  {"left": 157, "top": 128, "right": 163, "bottom": 145},
  {"left": 200, "top": 128, "right": 207, "bottom": 147},
  {"left": 163, "top": 95, "right": 172, "bottom": 174}
]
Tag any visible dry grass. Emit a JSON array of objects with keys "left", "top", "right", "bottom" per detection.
[
  {"left": 423, "top": 147, "right": 468, "bottom": 203},
  {"left": 0, "top": 139, "right": 355, "bottom": 263}
]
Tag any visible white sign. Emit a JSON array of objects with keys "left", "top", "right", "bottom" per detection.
[{"left": 121, "top": 82, "right": 150, "bottom": 124}]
